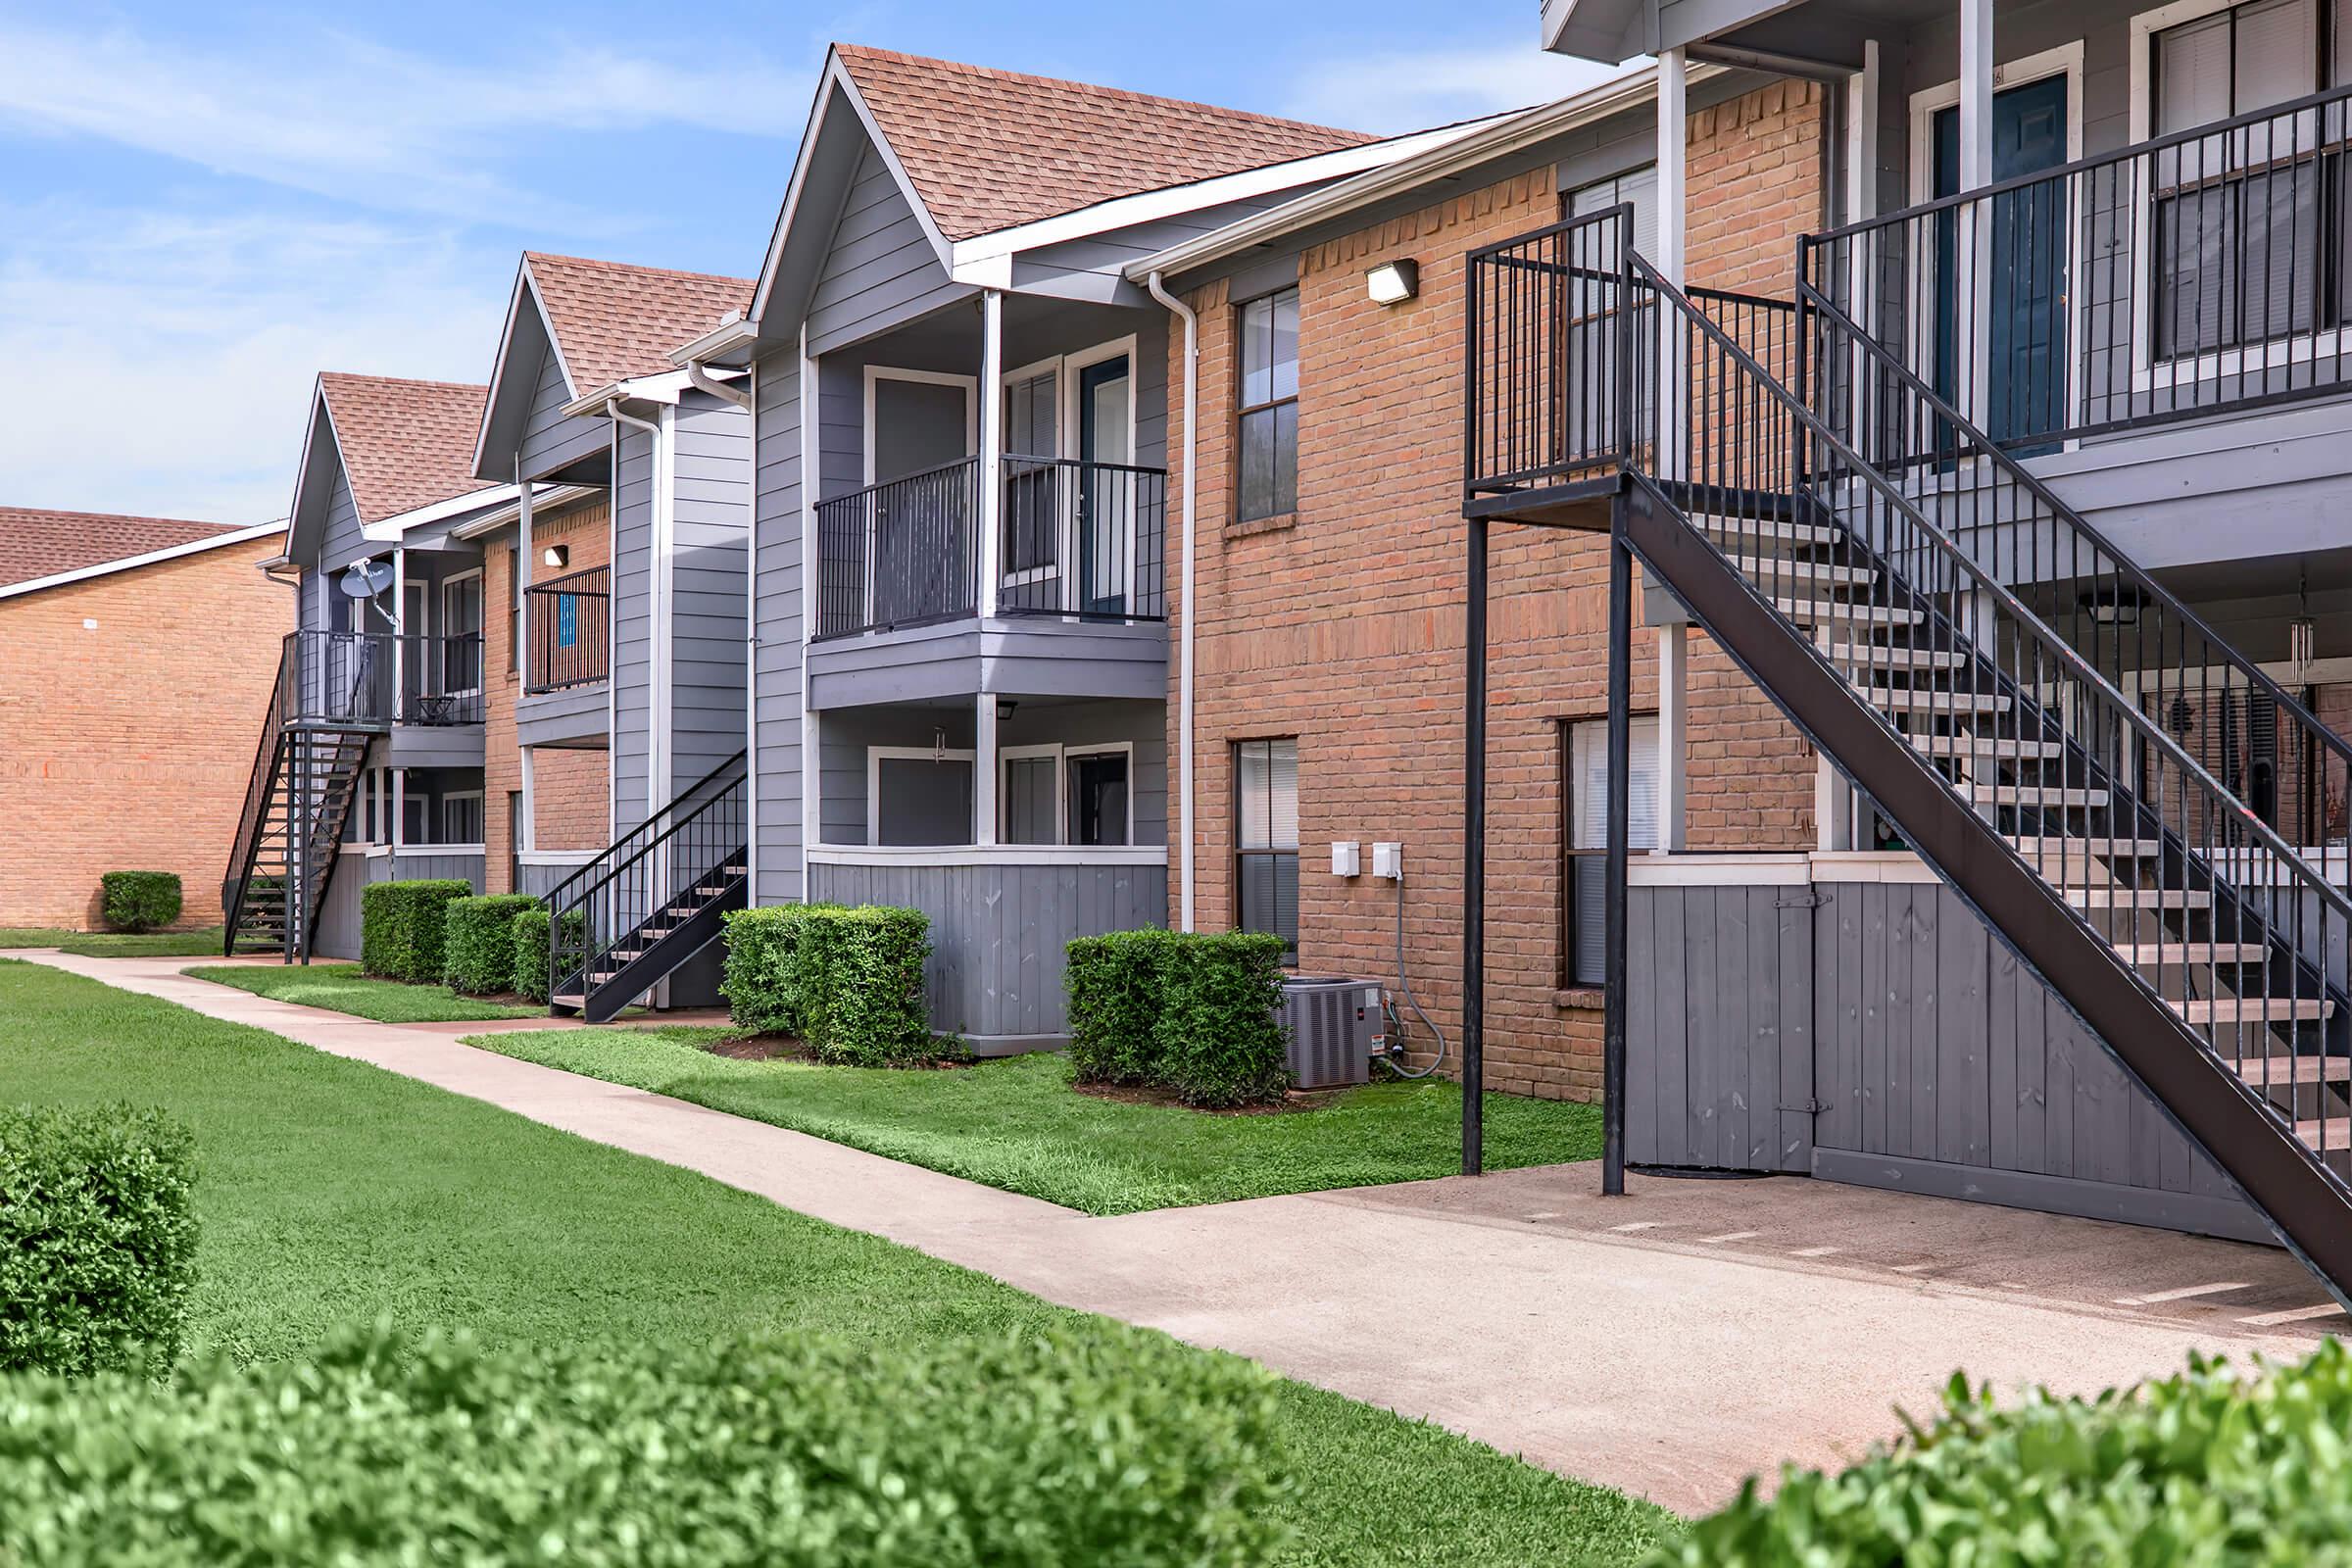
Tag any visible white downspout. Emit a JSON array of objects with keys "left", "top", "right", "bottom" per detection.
[
  {"left": 686, "top": 362, "right": 752, "bottom": 412},
  {"left": 1146, "top": 270, "right": 1198, "bottom": 932}
]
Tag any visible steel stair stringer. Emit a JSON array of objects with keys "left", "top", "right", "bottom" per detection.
[{"left": 1621, "top": 473, "right": 2352, "bottom": 1302}]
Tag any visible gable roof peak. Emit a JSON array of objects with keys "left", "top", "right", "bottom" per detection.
[
  {"left": 520, "top": 252, "right": 755, "bottom": 394},
  {"left": 315, "top": 372, "right": 494, "bottom": 524}
]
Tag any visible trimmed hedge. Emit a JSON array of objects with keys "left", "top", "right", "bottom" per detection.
[
  {"left": 0, "top": 1103, "right": 197, "bottom": 1377},
  {"left": 442, "top": 895, "right": 542, "bottom": 995},
  {"left": 360, "top": 879, "right": 471, "bottom": 983},
  {"left": 511, "top": 906, "right": 587, "bottom": 1004},
  {"left": 1656, "top": 1342, "right": 2352, "bottom": 1565},
  {"left": 0, "top": 1321, "right": 1293, "bottom": 1566},
  {"left": 1064, "top": 930, "right": 1290, "bottom": 1106},
  {"left": 100, "top": 871, "right": 181, "bottom": 934},
  {"left": 722, "top": 905, "right": 935, "bottom": 1066}
]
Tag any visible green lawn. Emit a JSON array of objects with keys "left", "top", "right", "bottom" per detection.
[
  {"left": 469, "top": 1023, "right": 1602, "bottom": 1215},
  {"left": 0, "top": 957, "right": 1674, "bottom": 1566},
  {"left": 0, "top": 926, "right": 225, "bottom": 957},
  {"left": 182, "top": 961, "right": 547, "bottom": 1022}
]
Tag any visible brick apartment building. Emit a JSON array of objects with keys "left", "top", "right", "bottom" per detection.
[
  {"left": 1142, "top": 74, "right": 1827, "bottom": 1099},
  {"left": 0, "top": 510, "right": 284, "bottom": 930}
]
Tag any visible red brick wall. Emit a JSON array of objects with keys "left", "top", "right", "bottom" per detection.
[
  {"left": 1170, "top": 82, "right": 1825, "bottom": 1100},
  {"left": 483, "top": 498, "right": 612, "bottom": 892},
  {"left": 0, "top": 538, "right": 287, "bottom": 929}
]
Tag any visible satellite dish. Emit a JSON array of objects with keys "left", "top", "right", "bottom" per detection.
[{"left": 338, "top": 561, "right": 395, "bottom": 599}]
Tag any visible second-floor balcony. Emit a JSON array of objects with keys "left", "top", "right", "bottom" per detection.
[
  {"left": 523, "top": 564, "right": 612, "bottom": 694},
  {"left": 286, "top": 627, "right": 486, "bottom": 730},
  {"left": 813, "top": 454, "right": 1167, "bottom": 639}
]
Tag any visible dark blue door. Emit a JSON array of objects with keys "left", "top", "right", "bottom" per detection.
[{"left": 1934, "top": 76, "right": 2070, "bottom": 450}]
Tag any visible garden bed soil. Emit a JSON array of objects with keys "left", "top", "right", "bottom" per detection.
[{"left": 698, "top": 1034, "right": 975, "bottom": 1069}]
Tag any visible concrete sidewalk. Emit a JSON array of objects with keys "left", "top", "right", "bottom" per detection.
[{"left": 23, "top": 951, "right": 2334, "bottom": 1515}]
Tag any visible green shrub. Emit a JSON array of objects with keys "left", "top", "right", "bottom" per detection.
[
  {"left": 1063, "top": 930, "right": 1288, "bottom": 1106},
  {"left": 99, "top": 871, "right": 181, "bottom": 934},
  {"left": 441, "top": 895, "right": 542, "bottom": 995},
  {"left": 360, "top": 879, "right": 470, "bottom": 983},
  {"left": 0, "top": 1103, "right": 197, "bottom": 1377},
  {"left": 511, "top": 906, "right": 587, "bottom": 1004},
  {"left": 0, "top": 1321, "right": 1294, "bottom": 1566},
  {"left": 1656, "top": 1342, "right": 2352, "bottom": 1566},
  {"left": 721, "top": 904, "right": 934, "bottom": 1065},
  {"left": 1065, "top": 929, "right": 1175, "bottom": 1085}
]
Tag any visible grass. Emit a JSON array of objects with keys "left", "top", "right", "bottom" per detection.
[
  {"left": 468, "top": 1023, "right": 1603, "bottom": 1215},
  {"left": 0, "top": 926, "right": 226, "bottom": 957},
  {"left": 0, "top": 957, "right": 1675, "bottom": 1566},
  {"left": 181, "top": 961, "right": 547, "bottom": 1022}
]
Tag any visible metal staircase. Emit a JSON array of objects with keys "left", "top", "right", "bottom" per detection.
[
  {"left": 1466, "top": 206, "right": 2352, "bottom": 1298},
  {"left": 547, "top": 751, "right": 748, "bottom": 1023},
  {"left": 222, "top": 639, "right": 372, "bottom": 959}
]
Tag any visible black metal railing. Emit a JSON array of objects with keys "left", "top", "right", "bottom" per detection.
[
  {"left": 546, "top": 750, "right": 748, "bottom": 1004},
  {"left": 280, "top": 629, "right": 485, "bottom": 726},
  {"left": 401, "top": 631, "right": 484, "bottom": 724},
  {"left": 815, "top": 457, "right": 979, "bottom": 636},
  {"left": 999, "top": 456, "right": 1167, "bottom": 619},
  {"left": 524, "top": 564, "right": 611, "bottom": 692},
  {"left": 1465, "top": 207, "right": 1639, "bottom": 497},
  {"left": 1804, "top": 81, "right": 2352, "bottom": 453}
]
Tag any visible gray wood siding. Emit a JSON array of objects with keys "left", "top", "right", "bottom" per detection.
[
  {"left": 515, "top": 334, "right": 609, "bottom": 481},
  {"left": 807, "top": 858, "right": 1168, "bottom": 1043},
  {"left": 314, "top": 850, "right": 485, "bottom": 960},
  {"left": 751, "top": 352, "right": 806, "bottom": 906},
  {"left": 806, "top": 143, "right": 970, "bottom": 357},
  {"left": 817, "top": 706, "right": 975, "bottom": 847},
  {"left": 1630, "top": 874, "right": 2268, "bottom": 1242},
  {"left": 668, "top": 388, "right": 751, "bottom": 797},
  {"left": 611, "top": 420, "right": 655, "bottom": 827}
]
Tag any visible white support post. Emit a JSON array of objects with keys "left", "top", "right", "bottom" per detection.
[
  {"left": 975, "top": 695, "right": 1000, "bottom": 847},
  {"left": 390, "top": 766, "right": 407, "bottom": 872},
  {"left": 390, "top": 547, "right": 408, "bottom": 719},
  {"left": 1657, "top": 47, "right": 1690, "bottom": 475},
  {"left": 977, "top": 289, "right": 1004, "bottom": 619},
  {"left": 519, "top": 747, "right": 537, "bottom": 855},
  {"left": 515, "top": 461, "right": 534, "bottom": 691},
  {"left": 1958, "top": 0, "right": 1995, "bottom": 426},
  {"left": 800, "top": 331, "right": 822, "bottom": 899},
  {"left": 1657, "top": 622, "right": 1690, "bottom": 853}
]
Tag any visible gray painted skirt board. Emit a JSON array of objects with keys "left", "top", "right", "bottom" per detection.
[
  {"left": 1627, "top": 879, "right": 2268, "bottom": 1243},
  {"left": 314, "top": 851, "right": 485, "bottom": 961},
  {"left": 806, "top": 859, "right": 1167, "bottom": 1048}
]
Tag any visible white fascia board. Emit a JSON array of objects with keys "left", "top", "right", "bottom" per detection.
[
  {"left": 948, "top": 116, "right": 1518, "bottom": 279},
  {"left": 357, "top": 483, "right": 521, "bottom": 545},
  {"left": 446, "top": 483, "right": 602, "bottom": 541},
  {"left": 0, "top": 520, "right": 283, "bottom": 603},
  {"left": 471, "top": 264, "right": 579, "bottom": 479},
  {"left": 559, "top": 368, "right": 696, "bottom": 421},
  {"left": 669, "top": 313, "right": 756, "bottom": 368},
  {"left": 280, "top": 378, "right": 333, "bottom": 559},
  {"left": 1120, "top": 64, "right": 1691, "bottom": 281}
]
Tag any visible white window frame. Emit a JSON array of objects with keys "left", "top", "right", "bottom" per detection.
[
  {"left": 997, "top": 742, "right": 1066, "bottom": 843},
  {"left": 1063, "top": 740, "right": 1137, "bottom": 847},
  {"left": 1908, "top": 41, "right": 2087, "bottom": 444},
  {"left": 865, "top": 744, "right": 977, "bottom": 848},
  {"left": 2128, "top": 0, "right": 2347, "bottom": 389},
  {"left": 999, "top": 355, "right": 1065, "bottom": 592},
  {"left": 437, "top": 566, "right": 485, "bottom": 700},
  {"left": 439, "top": 788, "right": 486, "bottom": 850}
]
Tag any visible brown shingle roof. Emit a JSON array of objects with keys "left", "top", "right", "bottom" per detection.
[
  {"left": 833, "top": 45, "right": 1378, "bottom": 241},
  {"left": 0, "top": 508, "right": 242, "bottom": 590},
  {"left": 524, "top": 254, "right": 755, "bottom": 394},
  {"left": 317, "top": 373, "right": 492, "bottom": 523}
]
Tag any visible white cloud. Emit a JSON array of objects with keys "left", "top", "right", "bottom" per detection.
[
  {"left": 0, "top": 19, "right": 815, "bottom": 223},
  {"left": 1283, "top": 42, "right": 1641, "bottom": 134},
  {"left": 0, "top": 200, "right": 507, "bottom": 521}
]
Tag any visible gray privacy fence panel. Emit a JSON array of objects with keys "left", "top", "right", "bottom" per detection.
[
  {"left": 807, "top": 859, "right": 1165, "bottom": 1043},
  {"left": 314, "top": 851, "right": 485, "bottom": 961}
]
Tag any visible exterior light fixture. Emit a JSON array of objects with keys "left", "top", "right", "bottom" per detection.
[
  {"left": 542, "top": 544, "right": 570, "bottom": 568},
  {"left": 1366, "top": 259, "right": 1419, "bottom": 306},
  {"left": 996, "top": 699, "right": 1018, "bottom": 721}
]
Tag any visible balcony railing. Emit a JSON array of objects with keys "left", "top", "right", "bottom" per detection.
[
  {"left": 524, "top": 564, "right": 611, "bottom": 693},
  {"left": 814, "top": 455, "right": 1167, "bottom": 638},
  {"left": 1804, "top": 81, "right": 2352, "bottom": 454},
  {"left": 286, "top": 629, "right": 485, "bottom": 727}
]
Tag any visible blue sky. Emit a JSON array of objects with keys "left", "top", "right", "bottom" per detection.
[{"left": 0, "top": 2, "right": 1620, "bottom": 523}]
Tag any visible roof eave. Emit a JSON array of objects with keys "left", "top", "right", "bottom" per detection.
[{"left": 0, "top": 520, "right": 284, "bottom": 604}]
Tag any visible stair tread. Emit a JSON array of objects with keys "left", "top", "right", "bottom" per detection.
[
  {"left": 2067, "top": 886, "right": 2208, "bottom": 907},
  {"left": 2175, "top": 996, "right": 2333, "bottom": 1023},
  {"left": 2231, "top": 1054, "right": 2352, "bottom": 1086},
  {"left": 1873, "top": 687, "right": 2011, "bottom": 712},
  {"left": 2014, "top": 836, "right": 2162, "bottom": 859},
  {"left": 1819, "top": 640, "right": 1971, "bottom": 669},
  {"left": 1975, "top": 784, "right": 2109, "bottom": 807},
  {"left": 2113, "top": 941, "right": 2267, "bottom": 963},
  {"left": 1912, "top": 733, "right": 2064, "bottom": 760},
  {"left": 1732, "top": 555, "right": 1875, "bottom": 586},
  {"left": 1779, "top": 598, "right": 1924, "bottom": 625},
  {"left": 1695, "top": 514, "right": 1843, "bottom": 546}
]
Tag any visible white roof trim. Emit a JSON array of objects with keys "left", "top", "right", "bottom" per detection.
[
  {"left": 446, "top": 483, "right": 605, "bottom": 541},
  {"left": 470, "top": 260, "right": 577, "bottom": 478},
  {"left": 670, "top": 313, "right": 756, "bottom": 368},
  {"left": 559, "top": 368, "right": 696, "bottom": 420},
  {"left": 1, "top": 520, "right": 282, "bottom": 603},
  {"left": 1122, "top": 63, "right": 1695, "bottom": 281},
  {"left": 356, "top": 482, "right": 520, "bottom": 545},
  {"left": 948, "top": 114, "right": 1519, "bottom": 275}
]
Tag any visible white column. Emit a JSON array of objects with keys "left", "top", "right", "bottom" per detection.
[
  {"left": 515, "top": 464, "right": 534, "bottom": 691},
  {"left": 1958, "top": 0, "right": 1994, "bottom": 191},
  {"left": 390, "top": 766, "right": 407, "bottom": 869},
  {"left": 1657, "top": 623, "right": 1690, "bottom": 852},
  {"left": 974, "top": 695, "right": 999, "bottom": 847},
  {"left": 800, "top": 331, "right": 822, "bottom": 895},
  {"left": 389, "top": 547, "right": 408, "bottom": 718},
  {"left": 1656, "top": 47, "right": 1690, "bottom": 475},
  {"left": 1958, "top": 0, "right": 1995, "bottom": 425},
  {"left": 977, "top": 289, "right": 1004, "bottom": 619},
  {"left": 518, "top": 747, "right": 537, "bottom": 855}
]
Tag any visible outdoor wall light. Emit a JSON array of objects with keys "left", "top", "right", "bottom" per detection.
[
  {"left": 1366, "top": 259, "right": 1420, "bottom": 306},
  {"left": 542, "top": 544, "right": 570, "bottom": 568},
  {"left": 997, "top": 699, "right": 1019, "bottom": 721}
]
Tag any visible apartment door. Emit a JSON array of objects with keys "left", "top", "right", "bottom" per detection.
[
  {"left": 1076, "top": 355, "right": 1133, "bottom": 615},
  {"left": 1934, "top": 75, "right": 2071, "bottom": 449}
]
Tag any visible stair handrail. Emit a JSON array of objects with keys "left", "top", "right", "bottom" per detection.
[
  {"left": 221, "top": 636, "right": 296, "bottom": 948},
  {"left": 546, "top": 750, "right": 749, "bottom": 997},
  {"left": 1629, "top": 251, "right": 2352, "bottom": 926},
  {"left": 1792, "top": 267, "right": 2352, "bottom": 841}
]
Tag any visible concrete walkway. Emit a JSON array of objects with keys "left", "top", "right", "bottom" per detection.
[{"left": 24, "top": 951, "right": 2336, "bottom": 1515}]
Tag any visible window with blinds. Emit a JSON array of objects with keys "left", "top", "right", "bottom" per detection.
[
  {"left": 2151, "top": 0, "right": 2350, "bottom": 355},
  {"left": 1560, "top": 716, "right": 1661, "bottom": 988},
  {"left": 1235, "top": 738, "right": 1299, "bottom": 955},
  {"left": 1236, "top": 290, "right": 1298, "bottom": 522}
]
